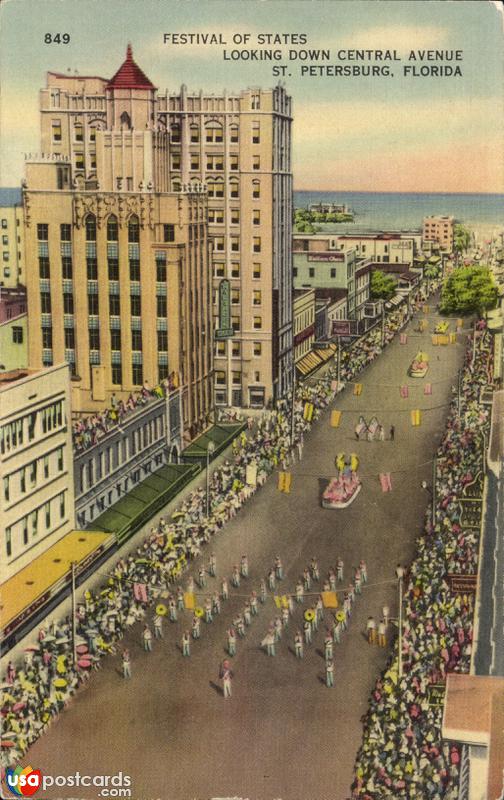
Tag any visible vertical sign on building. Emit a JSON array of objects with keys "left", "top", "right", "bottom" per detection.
[{"left": 216, "top": 278, "right": 233, "bottom": 339}]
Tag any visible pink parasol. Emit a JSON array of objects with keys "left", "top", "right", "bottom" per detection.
[
  {"left": 77, "top": 659, "right": 91, "bottom": 669},
  {"left": 12, "top": 702, "right": 26, "bottom": 712},
  {"left": 76, "top": 645, "right": 88, "bottom": 655}
]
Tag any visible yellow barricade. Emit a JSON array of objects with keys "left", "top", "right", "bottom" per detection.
[{"left": 331, "top": 410, "right": 342, "bottom": 428}]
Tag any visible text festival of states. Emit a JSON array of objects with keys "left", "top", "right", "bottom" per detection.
[{"left": 162, "top": 33, "right": 463, "bottom": 77}]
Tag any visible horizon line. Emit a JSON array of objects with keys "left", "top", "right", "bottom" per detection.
[{"left": 293, "top": 188, "right": 504, "bottom": 196}]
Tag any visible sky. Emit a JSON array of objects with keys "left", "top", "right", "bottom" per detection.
[{"left": 0, "top": 0, "right": 503, "bottom": 193}]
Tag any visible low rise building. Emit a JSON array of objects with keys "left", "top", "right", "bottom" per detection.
[
  {"left": 293, "top": 231, "right": 417, "bottom": 266},
  {"left": 0, "top": 189, "right": 25, "bottom": 288},
  {"left": 423, "top": 215, "right": 454, "bottom": 251},
  {"left": 293, "top": 289, "right": 315, "bottom": 365},
  {"left": 0, "top": 288, "right": 27, "bottom": 372}
]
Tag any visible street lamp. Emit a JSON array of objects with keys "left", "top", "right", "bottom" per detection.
[
  {"left": 206, "top": 441, "right": 215, "bottom": 518},
  {"left": 395, "top": 565, "right": 405, "bottom": 679}
]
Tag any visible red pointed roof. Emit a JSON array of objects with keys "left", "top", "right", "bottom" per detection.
[{"left": 107, "top": 44, "right": 156, "bottom": 90}]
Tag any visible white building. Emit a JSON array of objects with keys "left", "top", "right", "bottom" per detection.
[{"left": 0, "top": 364, "right": 75, "bottom": 581}]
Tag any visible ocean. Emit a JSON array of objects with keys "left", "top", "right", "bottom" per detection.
[{"left": 294, "top": 191, "right": 504, "bottom": 233}]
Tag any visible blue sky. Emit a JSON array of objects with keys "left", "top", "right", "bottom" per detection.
[{"left": 1, "top": 0, "right": 503, "bottom": 191}]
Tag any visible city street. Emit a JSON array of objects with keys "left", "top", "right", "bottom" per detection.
[{"left": 27, "top": 308, "right": 466, "bottom": 800}]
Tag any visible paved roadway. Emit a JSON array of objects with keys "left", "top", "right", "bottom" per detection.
[{"left": 28, "top": 308, "right": 465, "bottom": 800}]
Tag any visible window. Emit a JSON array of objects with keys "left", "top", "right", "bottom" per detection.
[
  {"left": 62, "top": 257, "right": 73, "bottom": 279},
  {"left": 229, "top": 155, "right": 239, "bottom": 171},
  {"left": 131, "top": 329, "right": 142, "bottom": 350},
  {"left": 39, "top": 257, "right": 50, "bottom": 278},
  {"left": 2, "top": 252, "right": 8, "bottom": 262},
  {"left": 215, "top": 370, "right": 226, "bottom": 385},
  {"left": 251, "top": 93, "right": 260, "bottom": 109},
  {"left": 207, "top": 154, "right": 224, "bottom": 171},
  {"left": 232, "top": 341, "right": 241, "bottom": 357},
  {"left": 89, "top": 126, "right": 97, "bottom": 142},
  {"left": 45, "top": 502, "right": 51, "bottom": 529},
  {"left": 112, "top": 363, "right": 122, "bottom": 385},
  {"left": 215, "top": 341, "right": 226, "bottom": 357},
  {"left": 157, "top": 330, "right": 168, "bottom": 351},
  {"left": 128, "top": 216, "right": 140, "bottom": 243},
  {"left": 42, "top": 327, "right": 53, "bottom": 348},
  {"left": 230, "top": 125, "right": 239, "bottom": 143},
  {"left": 108, "top": 258, "right": 119, "bottom": 280},
  {"left": 87, "top": 258, "right": 98, "bottom": 280},
  {"left": 29, "top": 460, "right": 37, "bottom": 486},
  {"left": 229, "top": 179, "right": 239, "bottom": 199},
  {"left": 190, "top": 125, "right": 199, "bottom": 143},
  {"left": 253, "top": 263, "right": 261, "bottom": 279},
  {"left": 63, "top": 293, "right": 74, "bottom": 314},
  {"left": 253, "top": 237, "right": 261, "bottom": 253},
  {"left": 231, "top": 315, "right": 240, "bottom": 332},
  {"left": 4, "top": 476, "right": 9, "bottom": 502},
  {"left": 213, "top": 236, "right": 225, "bottom": 252},
  {"left": 129, "top": 259, "right": 140, "bottom": 281},
  {"left": 253, "top": 316, "right": 262, "bottom": 329},
  {"left": 253, "top": 210, "right": 260, "bottom": 226},
  {"left": 23, "top": 518, "right": 28, "bottom": 545},
  {"left": 232, "top": 371, "right": 241, "bottom": 384},
  {"left": 190, "top": 154, "right": 200, "bottom": 171},
  {"left": 52, "top": 120, "right": 62, "bottom": 142},
  {"left": 57, "top": 447, "right": 64, "bottom": 471},
  {"left": 230, "top": 209, "right": 240, "bottom": 225},
  {"left": 231, "top": 288, "right": 240, "bottom": 304},
  {"left": 231, "top": 236, "right": 240, "bottom": 252},
  {"left": 6, "top": 527, "right": 12, "bottom": 557},
  {"left": 132, "top": 363, "right": 143, "bottom": 385},
  {"left": 164, "top": 224, "right": 175, "bottom": 243},
  {"left": 170, "top": 124, "right": 181, "bottom": 143},
  {"left": 110, "top": 329, "right": 121, "bottom": 350},
  {"left": 206, "top": 123, "right": 223, "bottom": 143},
  {"left": 156, "top": 260, "right": 167, "bottom": 282},
  {"left": 37, "top": 224, "right": 48, "bottom": 241},
  {"left": 231, "top": 262, "right": 240, "bottom": 278},
  {"left": 207, "top": 180, "right": 224, "bottom": 199},
  {"left": 253, "top": 155, "right": 260, "bottom": 170},
  {"left": 214, "top": 262, "right": 225, "bottom": 278},
  {"left": 89, "top": 328, "right": 100, "bottom": 350},
  {"left": 74, "top": 123, "right": 84, "bottom": 142},
  {"left": 41, "top": 293, "right": 51, "bottom": 314},
  {"left": 208, "top": 209, "right": 224, "bottom": 225},
  {"left": 252, "top": 122, "right": 260, "bottom": 143},
  {"left": 2, "top": 235, "right": 7, "bottom": 245},
  {"left": 108, "top": 295, "right": 119, "bottom": 316},
  {"left": 309, "top": 267, "right": 315, "bottom": 278},
  {"left": 85, "top": 215, "right": 96, "bottom": 241},
  {"left": 253, "top": 290, "right": 262, "bottom": 306},
  {"left": 75, "top": 152, "right": 85, "bottom": 170},
  {"left": 130, "top": 295, "right": 141, "bottom": 316},
  {"left": 171, "top": 153, "right": 181, "bottom": 170},
  {"left": 293, "top": 267, "right": 298, "bottom": 277},
  {"left": 43, "top": 455, "right": 49, "bottom": 479},
  {"left": 330, "top": 268, "right": 336, "bottom": 278},
  {"left": 60, "top": 224, "right": 71, "bottom": 241},
  {"left": 254, "top": 341, "right": 262, "bottom": 356},
  {"left": 107, "top": 216, "right": 118, "bottom": 241},
  {"left": 64, "top": 328, "right": 75, "bottom": 349},
  {"left": 157, "top": 296, "right": 167, "bottom": 317}
]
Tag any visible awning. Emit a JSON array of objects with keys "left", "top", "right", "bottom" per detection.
[
  {"left": 91, "top": 462, "right": 200, "bottom": 544},
  {"left": 296, "top": 343, "right": 337, "bottom": 377},
  {"left": 1, "top": 530, "right": 115, "bottom": 637},
  {"left": 385, "top": 293, "right": 406, "bottom": 309},
  {"left": 182, "top": 422, "right": 246, "bottom": 462}
]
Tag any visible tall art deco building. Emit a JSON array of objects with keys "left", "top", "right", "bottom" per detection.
[{"left": 24, "top": 45, "right": 293, "bottom": 424}]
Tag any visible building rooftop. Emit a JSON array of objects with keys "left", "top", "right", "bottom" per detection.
[
  {"left": 0, "top": 368, "right": 38, "bottom": 388},
  {"left": 107, "top": 43, "right": 156, "bottom": 90}
]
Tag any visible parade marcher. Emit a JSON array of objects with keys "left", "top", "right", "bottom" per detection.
[
  {"left": 243, "top": 603, "right": 252, "bottom": 627},
  {"left": 169, "top": 598, "right": 177, "bottom": 622},
  {"left": 354, "top": 567, "right": 362, "bottom": 595},
  {"left": 181, "top": 631, "right": 191, "bottom": 657},
  {"left": 208, "top": 552, "right": 217, "bottom": 577},
  {"left": 236, "top": 616, "right": 245, "bottom": 638},
  {"left": 232, "top": 565, "right": 241, "bottom": 588},
  {"left": 250, "top": 591, "right": 258, "bottom": 616},
  {"left": 378, "top": 424, "right": 385, "bottom": 442},
  {"left": 378, "top": 619, "right": 387, "bottom": 647},
  {"left": 294, "top": 630, "right": 304, "bottom": 659},
  {"left": 332, "top": 618, "right": 342, "bottom": 644},
  {"left": 303, "top": 568, "right": 311, "bottom": 591},
  {"left": 274, "top": 616, "right": 283, "bottom": 641},
  {"left": 221, "top": 663, "right": 232, "bottom": 698},
  {"left": 310, "top": 557, "right": 320, "bottom": 582},
  {"left": 326, "top": 659, "right": 334, "bottom": 688},
  {"left": 303, "top": 619, "right": 312, "bottom": 646},
  {"left": 204, "top": 597, "right": 213, "bottom": 623},
  {"left": 281, "top": 605, "right": 289, "bottom": 627},
  {"left": 395, "top": 563, "right": 405, "bottom": 580},
  {"left": 264, "top": 629, "right": 276, "bottom": 657},
  {"left": 268, "top": 568, "right": 276, "bottom": 591},
  {"left": 221, "top": 576, "right": 229, "bottom": 601},
  {"left": 328, "top": 569, "right": 337, "bottom": 591},
  {"left": 142, "top": 624, "right": 153, "bottom": 652},
  {"left": 367, "top": 616, "right": 376, "bottom": 645},
  {"left": 153, "top": 613, "right": 163, "bottom": 639},
  {"left": 198, "top": 567, "right": 207, "bottom": 589},
  {"left": 227, "top": 627, "right": 237, "bottom": 656},
  {"left": 296, "top": 580, "right": 304, "bottom": 604},
  {"left": 382, "top": 604, "right": 390, "bottom": 627},
  {"left": 259, "top": 578, "right": 267, "bottom": 603},
  {"left": 177, "top": 586, "right": 185, "bottom": 611},
  {"left": 323, "top": 580, "right": 331, "bottom": 592},
  {"left": 122, "top": 649, "right": 131, "bottom": 679},
  {"left": 240, "top": 555, "right": 249, "bottom": 578},
  {"left": 275, "top": 556, "right": 283, "bottom": 580},
  {"left": 316, "top": 595, "right": 324, "bottom": 623},
  {"left": 192, "top": 614, "right": 201, "bottom": 640},
  {"left": 297, "top": 432, "right": 304, "bottom": 461},
  {"left": 337, "top": 558, "right": 344, "bottom": 582},
  {"left": 324, "top": 631, "right": 333, "bottom": 661},
  {"left": 359, "top": 559, "right": 368, "bottom": 583},
  {"left": 390, "top": 424, "right": 395, "bottom": 441},
  {"left": 212, "top": 591, "right": 221, "bottom": 616}
]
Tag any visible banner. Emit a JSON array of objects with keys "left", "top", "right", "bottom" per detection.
[
  {"left": 184, "top": 592, "right": 195, "bottom": 610},
  {"left": 278, "top": 471, "right": 292, "bottom": 493},
  {"left": 400, "top": 385, "right": 409, "bottom": 398},
  {"left": 133, "top": 583, "right": 148, "bottom": 603},
  {"left": 424, "top": 383, "right": 432, "bottom": 395},
  {"left": 380, "top": 473, "right": 392, "bottom": 492},
  {"left": 303, "top": 402, "right": 314, "bottom": 421},
  {"left": 353, "top": 383, "right": 363, "bottom": 396},
  {"left": 411, "top": 409, "right": 421, "bottom": 426},
  {"left": 321, "top": 591, "right": 338, "bottom": 609}
]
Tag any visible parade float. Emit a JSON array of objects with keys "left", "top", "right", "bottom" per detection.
[
  {"left": 409, "top": 351, "right": 429, "bottom": 378},
  {"left": 322, "top": 453, "right": 362, "bottom": 509},
  {"left": 434, "top": 320, "right": 450, "bottom": 334}
]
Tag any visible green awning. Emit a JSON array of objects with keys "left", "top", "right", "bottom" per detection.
[
  {"left": 182, "top": 422, "right": 246, "bottom": 461},
  {"left": 429, "top": 256, "right": 442, "bottom": 264},
  {"left": 89, "top": 462, "right": 200, "bottom": 544}
]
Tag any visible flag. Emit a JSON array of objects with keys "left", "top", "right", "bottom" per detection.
[
  {"left": 331, "top": 410, "right": 341, "bottom": 428},
  {"left": 278, "top": 471, "right": 292, "bottom": 493},
  {"left": 133, "top": 583, "right": 148, "bottom": 603},
  {"left": 400, "top": 385, "right": 409, "bottom": 398},
  {"left": 380, "top": 473, "right": 392, "bottom": 492},
  {"left": 353, "top": 383, "right": 363, "bottom": 396},
  {"left": 184, "top": 592, "right": 195, "bottom": 610},
  {"left": 245, "top": 462, "right": 257, "bottom": 486},
  {"left": 350, "top": 453, "right": 359, "bottom": 472},
  {"left": 411, "top": 409, "right": 421, "bottom": 426},
  {"left": 303, "top": 402, "right": 314, "bottom": 421},
  {"left": 400, "top": 333, "right": 407, "bottom": 345},
  {"left": 281, "top": 595, "right": 289, "bottom": 609},
  {"left": 274, "top": 595, "right": 282, "bottom": 609},
  {"left": 322, "top": 591, "right": 338, "bottom": 609},
  {"left": 424, "top": 383, "right": 432, "bottom": 395}
]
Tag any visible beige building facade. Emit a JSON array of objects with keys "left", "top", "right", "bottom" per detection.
[
  {"left": 293, "top": 288, "right": 315, "bottom": 364},
  {"left": 422, "top": 215, "right": 454, "bottom": 250},
  {"left": 0, "top": 191, "right": 25, "bottom": 288},
  {"left": 24, "top": 47, "right": 213, "bottom": 440},
  {"left": 0, "top": 364, "right": 75, "bottom": 581}
]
